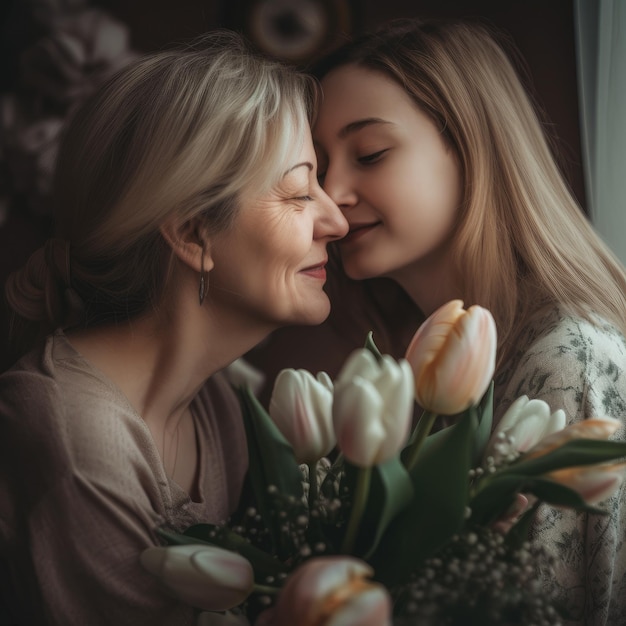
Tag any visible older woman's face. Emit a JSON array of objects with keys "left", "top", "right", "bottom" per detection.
[{"left": 209, "top": 128, "right": 348, "bottom": 328}]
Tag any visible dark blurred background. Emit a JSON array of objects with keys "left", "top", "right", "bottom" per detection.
[{"left": 0, "top": 0, "right": 584, "bottom": 370}]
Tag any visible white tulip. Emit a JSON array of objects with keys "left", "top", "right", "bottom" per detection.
[
  {"left": 486, "top": 395, "right": 566, "bottom": 464},
  {"left": 269, "top": 368, "right": 335, "bottom": 464},
  {"left": 140, "top": 544, "right": 254, "bottom": 611},
  {"left": 333, "top": 349, "right": 414, "bottom": 467}
]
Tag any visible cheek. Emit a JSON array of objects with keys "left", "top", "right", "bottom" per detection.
[{"left": 395, "top": 154, "right": 460, "bottom": 225}]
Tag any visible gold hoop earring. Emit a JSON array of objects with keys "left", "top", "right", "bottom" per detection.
[{"left": 199, "top": 244, "right": 208, "bottom": 305}]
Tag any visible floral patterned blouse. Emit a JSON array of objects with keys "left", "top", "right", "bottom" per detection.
[{"left": 493, "top": 306, "right": 626, "bottom": 626}]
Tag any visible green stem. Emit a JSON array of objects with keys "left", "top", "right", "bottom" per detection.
[
  {"left": 405, "top": 411, "right": 438, "bottom": 471},
  {"left": 341, "top": 466, "right": 372, "bottom": 555},
  {"left": 307, "top": 461, "right": 318, "bottom": 510},
  {"left": 253, "top": 583, "right": 280, "bottom": 595}
]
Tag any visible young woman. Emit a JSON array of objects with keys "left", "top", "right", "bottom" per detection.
[
  {"left": 0, "top": 32, "right": 347, "bottom": 625},
  {"left": 250, "top": 18, "right": 626, "bottom": 626}
]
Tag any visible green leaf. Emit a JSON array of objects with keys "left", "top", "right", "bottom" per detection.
[
  {"left": 401, "top": 421, "right": 453, "bottom": 464},
  {"left": 371, "top": 408, "right": 477, "bottom": 585},
  {"left": 364, "top": 331, "right": 383, "bottom": 363},
  {"left": 503, "top": 439, "right": 626, "bottom": 477},
  {"left": 236, "top": 385, "right": 305, "bottom": 560},
  {"left": 472, "top": 381, "right": 494, "bottom": 465},
  {"left": 469, "top": 474, "right": 525, "bottom": 526},
  {"left": 343, "top": 456, "right": 414, "bottom": 560},
  {"left": 469, "top": 472, "right": 608, "bottom": 526},
  {"left": 525, "top": 477, "right": 607, "bottom": 515}
]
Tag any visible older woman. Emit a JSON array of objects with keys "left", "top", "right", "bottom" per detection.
[{"left": 0, "top": 32, "right": 347, "bottom": 625}]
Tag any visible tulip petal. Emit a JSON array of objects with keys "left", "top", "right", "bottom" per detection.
[
  {"left": 378, "top": 359, "right": 414, "bottom": 463},
  {"left": 405, "top": 300, "right": 465, "bottom": 386},
  {"left": 273, "top": 557, "right": 382, "bottom": 626},
  {"left": 545, "top": 408, "right": 567, "bottom": 436},
  {"left": 326, "top": 586, "right": 393, "bottom": 626},
  {"left": 316, "top": 370, "right": 334, "bottom": 392},
  {"left": 406, "top": 301, "right": 496, "bottom": 415},
  {"left": 336, "top": 349, "right": 380, "bottom": 385},
  {"left": 496, "top": 395, "right": 531, "bottom": 433},
  {"left": 527, "top": 417, "right": 622, "bottom": 458},
  {"left": 547, "top": 463, "right": 626, "bottom": 504},
  {"left": 487, "top": 397, "right": 567, "bottom": 461},
  {"left": 140, "top": 545, "right": 254, "bottom": 611},
  {"left": 269, "top": 368, "right": 335, "bottom": 464},
  {"left": 432, "top": 306, "right": 496, "bottom": 414},
  {"left": 334, "top": 378, "right": 386, "bottom": 467}
]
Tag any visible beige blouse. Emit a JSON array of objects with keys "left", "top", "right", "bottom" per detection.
[{"left": 0, "top": 330, "right": 248, "bottom": 625}]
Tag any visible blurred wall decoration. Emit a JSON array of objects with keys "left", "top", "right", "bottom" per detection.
[
  {"left": 0, "top": 0, "right": 138, "bottom": 226},
  {"left": 223, "top": 0, "right": 355, "bottom": 63}
]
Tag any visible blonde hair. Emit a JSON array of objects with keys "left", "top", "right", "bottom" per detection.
[
  {"left": 315, "top": 18, "right": 626, "bottom": 364},
  {"left": 5, "top": 31, "right": 318, "bottom": 358}
]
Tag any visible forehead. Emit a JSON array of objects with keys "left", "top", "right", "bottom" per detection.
[
  {"left": 317, "top": 65, "right": 417, "bottom": 129},
  {"left": 238, "top": 130, "right": 316, "bottom": 202}
]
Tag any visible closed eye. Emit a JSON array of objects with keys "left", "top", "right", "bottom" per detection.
[{"left": 358, "top": 149, "right": 388, "bottom": 165}]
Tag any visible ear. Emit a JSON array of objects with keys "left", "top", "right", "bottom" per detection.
[{"left": 160, "top": 217, "right": 215, "bottom": 274}]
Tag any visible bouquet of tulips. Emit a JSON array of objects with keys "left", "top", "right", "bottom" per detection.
[{"left": 142, "top": 300, "right": 626, "bottom": 626}]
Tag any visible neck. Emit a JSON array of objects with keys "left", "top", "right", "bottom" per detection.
[
  {"left": 388, "top": 247, "right": 459, "bottom": 317},
  {"left": 66, "top": 295, "right": 271, "bottom": 433}
]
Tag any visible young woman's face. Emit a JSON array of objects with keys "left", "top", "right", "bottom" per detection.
[
  {"left": 209, "top": 128, "right": 348, "bottom": 329},
  {"left": 314, "top": 64, "right": 462, "bottom": 297}
]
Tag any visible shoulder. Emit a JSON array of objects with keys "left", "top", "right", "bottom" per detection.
[
  {"left": 495, "top": 307, "right": 626, "bottom": 425},
  {"left": 0, "top": 332, "right": 161, "bottom": 500}
]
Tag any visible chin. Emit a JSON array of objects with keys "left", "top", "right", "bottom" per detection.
[
  {"left": 340, "top": 253, "right": 377, "bottom": 281},
  {"left": 342, "top": 262, "right": 380, "bottom": 281},
  {"left": 289, "top": 298, "right": 331, "bottom": 327}
]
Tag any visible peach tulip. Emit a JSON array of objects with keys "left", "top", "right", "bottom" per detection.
[
  {"left": 524, "top": 416, "right": 622, "bottom": 460},
  {"left": 333, "top": 349, "right": 414, "bottom": 467},
  {"left": 405, "top": 300, "right": 497, "bottom": 415},
  {"left": 140, "top": 544, "right": 254, "bottom": 611},
  {"left": 270, "top": 556, "right": 392, "bottom": 626},
  {"left": 269, "top": 368, "right": 335, "bottom": 464},
  {"left": 546, "top": 462, "right": 626, "bottom": 504}
]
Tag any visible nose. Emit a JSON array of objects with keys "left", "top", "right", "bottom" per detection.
[
  {"left": 321, "top": 164, "right": 358, "bottom": 213},
  {"left": 314, "top": 188, "right": 349, "bottom": 241}
]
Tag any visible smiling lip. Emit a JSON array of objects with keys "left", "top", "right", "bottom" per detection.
[
  {"left": 300, "top": 260, "right": 328, "bottom": 280},
  {"left": 342, "top": 222, "right": 381, "bottom": 244}
]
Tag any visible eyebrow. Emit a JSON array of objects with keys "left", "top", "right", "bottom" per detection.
[
  {"left": 339, "top": 117, "right": 393, "bottom": 138},
  {"left": 284, "top": 161, "right": 314, "bottom": 175}
]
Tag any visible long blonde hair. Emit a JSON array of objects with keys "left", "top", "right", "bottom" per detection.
[
  {"left": 315, "top": 18, "right": 626, "bottom": 363},
  {"left": 5, "top": 31, "right": 318, "bottom": 360}
]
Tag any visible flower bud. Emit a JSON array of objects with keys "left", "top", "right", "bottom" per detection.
[
  {"left": 546, "top": 462, "right": 626, "bottom": 504},
  {"left": 140, "top": 544, "right": 254, "bottom": 611},
  {"left": 333, "top": 349, "right": 414, "bottom": 467},
  {"left": 486, "top": 395, "right": 566, "bottom": 462},
  {"left": 269, "top": 368, "right": 335, "bottom": 464},
  {"left": 405, "top": 300, "right": 497, "bottom": 415},
  {"left": 272, "top": 556, "right": 392, "bottom": 626}
]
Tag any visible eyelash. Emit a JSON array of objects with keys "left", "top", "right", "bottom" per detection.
[
  {"left": 358, "top": 149, "right": 388, "bottom": 165},
  {"left": 295, "top": 195, "right": 314, "bottom": 201},
  {"left": 315, "top": 148, "right": 388, "bottom": 183}
]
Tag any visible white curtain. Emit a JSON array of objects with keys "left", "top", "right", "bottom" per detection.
[{"left": 575, "top": 0, "right": 626, "bottom": 264}]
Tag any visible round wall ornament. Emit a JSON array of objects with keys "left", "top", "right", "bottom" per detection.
[{"left": 245, "top": 0, "right": 352, "bottom": 64}]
